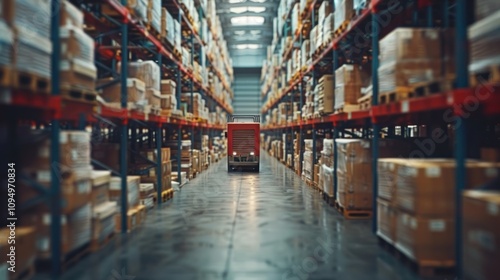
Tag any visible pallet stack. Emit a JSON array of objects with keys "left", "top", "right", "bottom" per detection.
[
  {"left": 378, "top": 28, "right": 454, "bottom": 104},
  {"left": 469, "top": 2, "right": 500, "bottom": 87},
  {"left": 302, "top": 139, "right": 314, "bottom": 182},
  {"left": 160, "top": 79, "right": 178, "bottom": 113},
  {"left": 109, "top": 176, "right": 144, "bottom": 233},
  {"left": 334, "top": 65, "right": 362, "bottom": 113},
  {"left": 18, "top": 130, "right": 94, "bottom": 264},
  {"left": 377, "top": 159, "right": 500, "bottom": 274},
  {"left": 1, "top": 0, "right": 53, "bottom": 94},
  {"left": 60, "top": 1, "right": 97, "bottom": 101},
  {"left": 90, "top": 171, "right": 117, "bottom": 252}
]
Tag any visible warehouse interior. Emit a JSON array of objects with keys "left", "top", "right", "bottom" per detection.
[{"left": 0, "top": 0, "right": 499, "bottom": 280}]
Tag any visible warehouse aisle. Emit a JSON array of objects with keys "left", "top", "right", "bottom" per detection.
[{"left": 41, "top": 153, "right": 419, "bottom": 280}]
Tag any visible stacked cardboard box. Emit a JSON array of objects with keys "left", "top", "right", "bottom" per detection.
[
  {"left": 139, "top": 183, "right": 155, "bottom": 209},
  {"left": 302, "top": 139, "right": 314, "bottom": 180},
  {"left": 378, "top": 28, "right": 453, "bottom": 95},
  {"left": 463, "top": 190, "right": 500, "bottom": 280},
  {"left": 110, "top": 176, "right": 143, "bottom": 232},
  {"left": 160, "top": 79, "right": 178, "bottom": 110},
  {"left": 90, "top": 171, "right": 116, "bottom": 248},
  {"left": 135, "top": 148, "right": 172, "bottom": 192},
  {"left": 469, "top": 10, "right": 500, "bottom": 83},
  {"left": 317, "top": 75, "right": 335, "bottom": 114},
  {"left": 125, "top": 60, "right": 161, "bottom": 108},
  {"left": 60, "top": 0, "right": 97, "bottom": 92},
  {"left": 146, "top": 0, "right": 161, "bottom": 35},
  {"left": 170, "top": 140, "right": 193, "bottom": 181},
  {"left": 377, "top": 158, "right": 500, "bottom": 265},
  {"left": 335, "top": 65, "right": 361, "bottom": 110},
  {"left": 4, "top": 0, "right": 53, "bottom": 84}
]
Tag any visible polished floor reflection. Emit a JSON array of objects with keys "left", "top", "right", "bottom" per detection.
[{"left": 35, "top": 152, "right": 420, "bottom": 280}]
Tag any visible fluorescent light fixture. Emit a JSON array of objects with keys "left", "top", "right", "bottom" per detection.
[
  {"left": 234, "top": 44, "right": 261, "bottom": 49},
  {"left": 249, "top": 30, "right": 262, "bottom": 35},
  {"left": 250, "top": 0, "right": 266, "bottom": 3},
  {"left": 233, "top": 152, "right": 237, "bottom": 155},
  {"left": 231, "top": 16, "right": 265, "bottom": 25},
  {"left": 229, "top": 0, "right": 246, "bottom": 3},
  {"left": 250, "top": 152, "right": 255, "bottom": 155},
  {"left": 230, "top": 6, "right": 266, "bottom": 13}
]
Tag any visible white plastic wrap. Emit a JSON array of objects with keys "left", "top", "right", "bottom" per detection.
[
  {"left": 14, "top": 0, "right": 52, "bottom": 38},
  {"left": 475, "top": 0, "right": 500, "bottom": 21},
  {"left": 60, "top": 0, "right": 84, "bottom": 27},
  {"left": 60, "top": 25, "right": 95, "bottom": 63},
  {"left": 0, "top": 20, "right": 13, "bottom": 67},
  {"left": 16, "top": 29, "right": 52, "bottom": 78},
  {"left": 469, "top": 10, "right": 500, "bottom": 74}
]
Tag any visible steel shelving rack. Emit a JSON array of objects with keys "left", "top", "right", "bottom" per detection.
[
  {"left": 260, "top": 0, "right": 500, "bottom": 278},
  {"left": 1, "top": 0, "right": 232, "bottom": 277}
]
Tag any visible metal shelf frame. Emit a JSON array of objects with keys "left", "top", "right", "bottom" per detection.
[{"left": 260, "top": 2, "right": 495, "bottom": 279}]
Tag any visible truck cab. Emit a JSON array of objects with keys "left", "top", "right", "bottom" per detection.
[{"left": 226, "top": 116, "right": 260, "bottom": 172}]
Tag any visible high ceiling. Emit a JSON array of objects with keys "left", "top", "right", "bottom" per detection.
[{"left": 215, "top": 0, "right": 280, "bottom": 64}]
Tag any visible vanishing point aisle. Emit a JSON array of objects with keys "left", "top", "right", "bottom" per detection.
[{"left": 38, "top": 153, "right": 419, "bottom": 280}]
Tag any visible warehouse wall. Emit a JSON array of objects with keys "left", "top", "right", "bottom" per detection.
[{"left": 232, "top": 68, "right": 261, "bottom": 116}]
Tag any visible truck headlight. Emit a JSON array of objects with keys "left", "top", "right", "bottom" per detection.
[
  {"left": 250, "top": 152, "right": 254, "bottom": 156},
  {"left": 233, "top": 152, "right": 237, "bottom": 156}
]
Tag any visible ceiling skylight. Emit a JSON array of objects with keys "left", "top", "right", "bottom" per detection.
[{"left": 231, "top": 16, "right": 265, "bottom": 25}]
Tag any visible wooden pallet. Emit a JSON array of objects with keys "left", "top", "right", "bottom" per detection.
[
  {"left": 379, "top": 80, "right": 453, "bottom": 104},
  {"left": 470, "top": 63, "right": 500, "bottom": 87},
  {"left": 0, "top": 65, "right": 12, "bottom": 88},
  {"left": 150, "top": 106, "right": 161, "bottom": 115},
  {"left": 146, "top": 24, "right": 162, "bottom": 40},
  {"left": 90, "top": 232, "right": 115, "bottom": 252},
  {"left": 12, "top": 71, "right": 51, "bottom": 94},
  {"left": 335, "top": 201, "right": 372, "bottom": 219},
  {"left": 12, "top": 263, "right": 35, "bottom": 280},
  {"left": 378, "top": 236, "right": 456, "bottom": 278},
  {"left": 61, "top": 87, "right": 97, "bottom": 103},
  {"left": 358, "top": 94, "right": 372, "bottom": 111},
  {"left": 334, "top": 104, "right": 360, "bottom": 114}
]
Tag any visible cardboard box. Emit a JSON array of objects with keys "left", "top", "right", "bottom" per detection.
[
  {"left": 114, "top": 208, "right": 138, "bottom": 233},
  {"left": 146, "top": 88, "right": 161, "bottom": 107},
  {"left": 20, "top": 170, "right": 91, "bottom": 214},
  {"left": 480, "top": 147, "right": 500, "bottom": 162},
  {"left": 119, "top": 60, "right": 160, "bottom": 90},
  {"left": 377, "top": 198, "right": 397, "bottom": 243},
  {"left": 109, "top": 176, "right": 141, "bottom": 207},
  {"left": 92, "top": 143, "right": 120, "bottom": 172},
  {"left": 335, "top": 64, "right": 361, "bottom": 108},
  {"left": 396, "top": 212, "right": 455, "bottom": 263},
  {"left": 98, "top": 78, "right": 146, "bottom": 103},
  {"left": 395, "top": 160, "right": 500, "bottom": 216},
  {"left": 463, "top": 190, "right": 500, "bottom": 280},
  {"left": 0, "top": 227, "right": 36, "bottom": 278},
  {"left": 91, "top": 171, "right": 111, "bottom": 208},
  {"left": 91, "top": 201, "right": 117, "bottom": 242},
  {"left": 337, "top": 190, "right": 372, "bottom": 210},
  {"left": 22, "top": 204, "right": 92, "bottom": 257}
]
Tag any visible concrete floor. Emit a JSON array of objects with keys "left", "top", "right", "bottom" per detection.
[{"left": 36, "top": 152, "right": 421, "bottom": 280}]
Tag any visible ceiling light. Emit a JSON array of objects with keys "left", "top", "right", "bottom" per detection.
[
  {"left": 235, "top": 44, "right": 261, "bottom": 49},
  {"left": 230, "top": 6, "right": 266, "bottom": 13},
  {"left": 234, "top": 30, "right": 246, "bottom": 35},
  {"left": 229, "top": 0, "right": 246, "bottom": 3},
  {"left": 250, "top": 30, "right": 262, "bottom": 35},
  {"left": 250, "top": 0, "right": 266, "bottom": 3},
  {"left": 231, "top": 16, "right": 265, "bottom": 25}
]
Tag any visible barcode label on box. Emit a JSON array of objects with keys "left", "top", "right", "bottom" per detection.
[{"left": 426, "top": 167, "right": 441, "bottom": 177}]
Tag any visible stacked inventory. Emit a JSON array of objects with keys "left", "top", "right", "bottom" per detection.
[
  {"left": 160, "top": 79, "right": 178, "bottom": 112},
  {"left": 19, "top": 130, "right": 93, "bottom": 259},
  {"left": 321, "top": 139, "right": 334, "bottom": 197},
  {"left": 335, "top": 65, "right": 362, "bottom": 112},
  {"left": 99, "top": 60, "right": 161, "bottom": 112},
  {"left": 377, "top": 159, "right": 500, "bottom": 266},
  {"left": 90, "top": 171, "right": 117, "bottom": 249},
  {"left": 60, "top": 2, "right": 97, "bottom": 95},
  {"left": 378, "top": 28, "right": 454, "bottom": 104},
  {"left": 7, "top": 0, "right": 53, "bottom": 93},
  {"left": 302, "top": 139, "right": 313, "bottom": 181},
  {"left": 317, "top": 75, "right": 335, "bottom": 115},
  {"left": 171, "top": 140, "right": 193, "bottom": 181},
  {"left": 109, "top": 176, "right": 143, "bottom": 232},
  {"left": 136, "top": 148, "right": 172, "bottom": 193},
  {"left": 462, "top": 190, "right": 500, "bottom": 280}
]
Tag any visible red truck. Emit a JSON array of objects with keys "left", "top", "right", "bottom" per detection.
[{"left": 226, "top": 115, "right": 260, "bottom": 172}]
